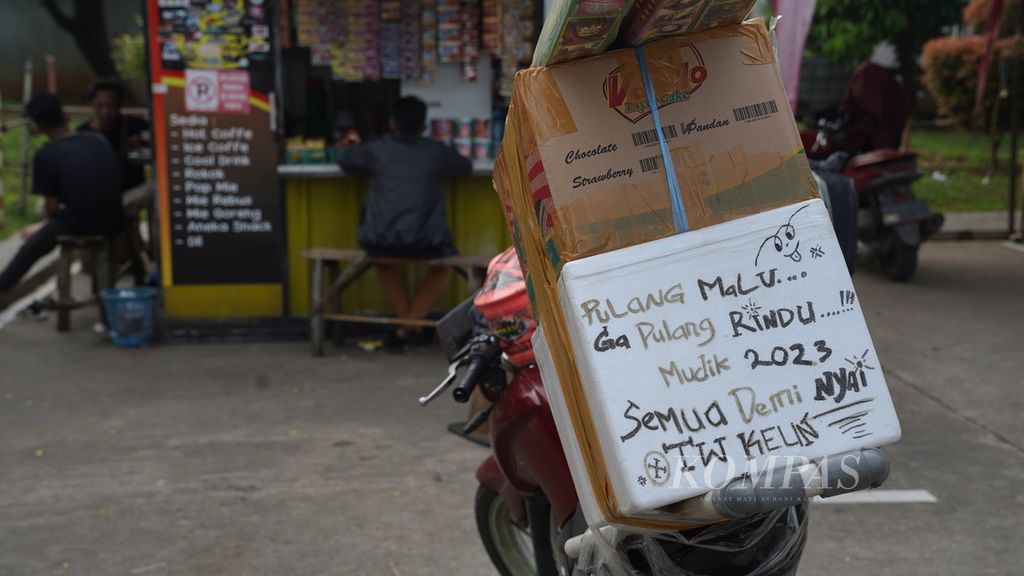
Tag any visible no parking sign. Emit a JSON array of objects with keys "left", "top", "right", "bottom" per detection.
[
  {"left": 185, "top": 69, "right": 218, "bottom": 112},
  {"left": 184, "top": 69, "right": 250, "bottom": 114}
]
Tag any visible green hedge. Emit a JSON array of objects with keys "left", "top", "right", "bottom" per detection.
[{"left": 921, "top": 35, "right": 1024, "bottom": 130}]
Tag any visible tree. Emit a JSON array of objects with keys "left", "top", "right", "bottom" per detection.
[
  {"left": 41, "top": 0, "right": 119, "bottom": 80},
  {"left": 806, "top": 0, "right": 966, "bottom": 117}
]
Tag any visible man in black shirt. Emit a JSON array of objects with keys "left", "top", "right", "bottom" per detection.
[
  {"left": 0, "top": 93, "right": 123, "bottom": 302},
  {"left": 77, "top": 79, "right": 150, "bottom": 284},
  {"left": 77, "top": 79, "right": 149, "bottom": 193}
]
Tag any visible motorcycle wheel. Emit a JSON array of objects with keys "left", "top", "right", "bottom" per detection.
[
  {"left": 475, "top": 484, "right": 539, "bottom": 576},
  {"left": 879, "top": 238, "right": 918, "bottom": 282}
]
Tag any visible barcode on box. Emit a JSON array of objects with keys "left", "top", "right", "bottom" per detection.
[
  {"left": 733, "top": 100, "right": 779, "bottom": 122},
  {"left": 639, "top": 156, "right": 661, "bottom": 173},
  {"left": 631, "top": 124, "right": 679, "bottom": 147}
]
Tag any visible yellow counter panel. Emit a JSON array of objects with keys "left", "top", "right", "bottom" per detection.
[{"left": 284, "top": 169, "right": 510, "bottom": 316}]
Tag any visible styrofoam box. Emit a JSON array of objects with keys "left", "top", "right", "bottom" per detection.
[{"left": 549, "top": 198, "right": 901, "bottom": 515}]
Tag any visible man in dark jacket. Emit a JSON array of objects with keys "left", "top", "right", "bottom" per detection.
[
  {"left": 340, "top": 96, "right": 472, "bottom": 343},
  {"left": 0, "top": 93, "right": 123, "bottom": 304}
]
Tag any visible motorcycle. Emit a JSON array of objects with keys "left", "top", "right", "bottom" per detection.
[
  {"left": 801, "top": 116, "right": 944, "bottom": 281},
  {"left": 418, "top": 248, "right": 890, "bottom": 575}
]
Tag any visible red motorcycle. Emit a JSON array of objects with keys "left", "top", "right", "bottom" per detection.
[
  {"left": 419, "top": 248, "right": 844, "bottom": 575},
  {"left": 801, "top": 116, "right": 944, "bottom": 282}
]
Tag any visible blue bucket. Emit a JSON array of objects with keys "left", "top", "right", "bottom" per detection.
[{"left": 101, "top": 287, "right": 159, "bottom": 347}]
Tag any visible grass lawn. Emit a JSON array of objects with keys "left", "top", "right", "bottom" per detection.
[
  {"left": 911, "top": 128, "right": 1022, "bottom": 213},
  {"left": 2, "top": 118, "right": 47, "bottom": 240}
]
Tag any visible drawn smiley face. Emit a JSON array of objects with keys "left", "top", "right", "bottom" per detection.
[
  {"left": 755, "top": 205, "right": 808, "bottom": 266},
  {"left": 772, "top": 223, "right": 801, "bottom": 262}
]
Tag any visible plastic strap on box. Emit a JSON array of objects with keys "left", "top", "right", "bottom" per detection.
[{"left": 635, "top": 46, "right": 689, "bottom": 234}]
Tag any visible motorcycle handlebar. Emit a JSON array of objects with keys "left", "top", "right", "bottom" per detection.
[{"left": 452, "top": 339, "right": 500, "bottom": 403}]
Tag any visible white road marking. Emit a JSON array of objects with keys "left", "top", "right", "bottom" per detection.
[{"left": 813, "top": 489, "right": 937, "bottom": 504}]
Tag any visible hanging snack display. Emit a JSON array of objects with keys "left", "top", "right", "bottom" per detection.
[
  {"left": 381, "top": 1, "right": 403, "bottom": 81},
  {"left": 402, "top": 0, "right": 423, "bottom": 80},
  {"left": 421, "top": 0, "right": 439, "bottom": 82},
  {"left": 362, "top": 0, "right": 382, "bottom": 80},
  {"left": 497, "top": 0, "right": 536, "bottom": 99},
  {"left": 295, "top": 0, "right": 345, "bottom": 66},
  {"left": 380, "top": 22, "right": 402, "bottom": 79},
  {"left": 291, "top": 0, "right": 531, "bottom": 84},
  {"left": 381, "top": 0, "right": 402, "bottom": 20},
  {"left": 532, "top": 0, "right": 634, "bottom": 67},
  {"left": 437, "top": 0, "right": 462, "bottom": 64},
  {"left": 482, "top": 0, "right": 500, "bottom": 54},
  {"left": 460, "top": 0, "right": 482, "bottom": 81}
]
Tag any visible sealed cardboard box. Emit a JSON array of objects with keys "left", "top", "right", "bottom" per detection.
[{"left": 499, "top": 19, "right": 817, "bottom": 274}]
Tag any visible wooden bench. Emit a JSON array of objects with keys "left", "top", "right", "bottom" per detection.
[{"left": 301, "top": 247, "right": 491, "bottom": 356}]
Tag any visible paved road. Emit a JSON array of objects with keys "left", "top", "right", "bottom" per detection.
[
  {"left": 799, "top": 242, "right": 1023, "bottom": 575},
  {"left": 0, "top": 241, "right": 1021, "bottom": 575}
]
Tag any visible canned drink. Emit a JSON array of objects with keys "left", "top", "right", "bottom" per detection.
[
  {"left": 431, "top": 119, "right": 454, "bottom": 144},
  {"left": 455, "top": 117, "right": 474, "bottom": 139},
  {"left": 474, "top": 138, "right": 491, "bottom": 160},
  {"left": 474, "top": 118, "right": 491, "bottom": 139},
  {"left": 455, "top": 137, "right": 473, "bottom": 158}
]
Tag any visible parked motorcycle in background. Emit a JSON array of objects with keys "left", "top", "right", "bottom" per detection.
[{"left": 802, "top": 61, "right": 944, "bottom": 281}]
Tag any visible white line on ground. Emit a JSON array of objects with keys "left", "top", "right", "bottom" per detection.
[
  {"left": 813, "top": 489, "right": 937, "bottom": 504},
  {"left": 1002, "top": 241, "right": 1024, "bottom": 254},
  {"left": 0, "top": 262, "right": 80, "bottom": 331}
]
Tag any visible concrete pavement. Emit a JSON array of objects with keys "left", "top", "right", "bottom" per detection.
[
  {"left": 1, "top": 241, "right": 1022, "bottom": 575},
  {"left": 938, "top": 211, "right": 1021, "bottom": 239},
  {"left": 0, "top": 322, "right": 492, "bottom": 575},
  {"left": 799, "top": 241, "right": 1024, "bottom": 575}
]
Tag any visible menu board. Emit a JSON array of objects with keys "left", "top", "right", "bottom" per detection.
[{"left": 147, "top": 0, "right": 283, "bottom": 285}]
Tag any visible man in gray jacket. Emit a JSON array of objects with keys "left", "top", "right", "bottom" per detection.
[{"left": 340, "top": 96, "right": 472, "bottom": 344}]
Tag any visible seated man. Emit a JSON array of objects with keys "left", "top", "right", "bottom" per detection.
[
  {"left": 0, "top": 93, "right": 123, "bottom": 306},
  {"left": 78, "top": 78, "right": 151, "bottom": 284},
  {"left": 77, "top": 79, "right": 149, "bottom": 193},
  {"left": 339, "top": 96, "right": 472, "bottom": 345}
]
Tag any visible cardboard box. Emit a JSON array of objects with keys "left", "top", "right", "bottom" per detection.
[{"left": 499, "top": 20, "right": 817, "bottom": 275}]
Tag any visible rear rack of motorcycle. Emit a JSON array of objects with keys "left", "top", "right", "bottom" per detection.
[{"left": 565, "top": 447, "right": 889, "bottom": 558}]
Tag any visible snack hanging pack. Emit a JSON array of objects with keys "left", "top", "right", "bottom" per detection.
[
  {"left": 621, "top": 0, "right": 759, "bottom": 46},
  {"left": 532, "top": 0, "right": 635, "bottom": 67}
]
